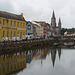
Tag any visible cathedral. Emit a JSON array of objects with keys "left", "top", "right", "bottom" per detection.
[{"left": 50, "top": 11, "right": 61, "bottom": 36}]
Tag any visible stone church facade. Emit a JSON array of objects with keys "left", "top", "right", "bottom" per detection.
[{"left": 50, "top": 11, "right": 61, "bottom": 36}]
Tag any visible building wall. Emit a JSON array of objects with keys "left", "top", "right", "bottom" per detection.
[
  {"left": 0, "top": 17, "right": 26, "bottom": 41},
  {"left": 42, "top": 22, "right": 47, "bottom": 36},
  {"left": 26, "top": 22, "right": 33, "bottom": 35},
  {"left": 33, "top": 25, "right": 43, "bottom": 37},
  {"left": 40, "top": 27, "right": 43, "bottom": 37},
  {"left": 36, "top": 26, "right": 40, "bottom": 36}
]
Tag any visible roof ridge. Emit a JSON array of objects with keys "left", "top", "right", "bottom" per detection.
[{"left": 0, "top": 11, "right": 25, "bottom": 21}]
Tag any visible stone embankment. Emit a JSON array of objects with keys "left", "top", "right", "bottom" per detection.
[{"left": 0, "top": 38, "right": 60, "bottom": 53}]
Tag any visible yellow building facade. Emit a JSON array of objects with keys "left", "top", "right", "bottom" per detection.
[{"left": 0, "top": 11, "right": 26, "bottom": 41}]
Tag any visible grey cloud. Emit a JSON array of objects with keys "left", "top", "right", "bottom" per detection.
[
  {"left": 0, "top": 0, "right": 75, "bottom": 28},
  {"left": 0, "top": 0, "right": 14, "bottom": 12}
]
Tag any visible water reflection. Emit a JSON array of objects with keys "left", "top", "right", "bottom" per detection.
[
  {"left": 0, "top": 52, "right": 26, "bottom": 75},
  {"left": 0, "top": 47, "right": 61, "bottom": 75}
]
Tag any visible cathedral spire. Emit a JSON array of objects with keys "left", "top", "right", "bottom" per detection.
[
  {"left": 58, "top": 17, "right": 61, "bottom": 24},
  {"left": 51, "top": 10, "right": 56, "bottom": 28},
  {"left": 58, "top": 48, "right": 61, "bottom": 60},
  {"left": 52, "top": 10, "right": 55, "bottom": 19},
  {"left": 51, "top": 49, "right": 56, "bottom": 68},
  {"left": 58, "top": 17, "right": 61, "bottom": 29}
]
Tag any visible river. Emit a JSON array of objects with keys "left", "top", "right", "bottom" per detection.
[{"left": 0, "top": 47, "right": 75, "bottom": 75}]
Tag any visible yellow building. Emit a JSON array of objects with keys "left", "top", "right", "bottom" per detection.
[{"left": 0, "top": 11, "right": 26, "bottom": 41}]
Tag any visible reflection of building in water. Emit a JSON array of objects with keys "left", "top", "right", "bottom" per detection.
[
  {"left": 0, "top": 48, "right": 61, "bottom": 75},
  {"left": 58, "top": 48, "right": 61, "bottom": 60},
  {"left": 51, "top": 48, "right": 56, "bottom": 67},
  {"left": 32, "top": 49, "right": 42, "bottom": 60},
  {"left": 51, "top": 48, "right": 61, "bottom": 67},
  {"left": 0, "top": 52, "right": 26, "bottom": 75},
  {"left": 32, "top": 49, "right": 48, "bottom": 60},
  {"left": 26, "top": 50, "right": 33, "bottom": 63}
]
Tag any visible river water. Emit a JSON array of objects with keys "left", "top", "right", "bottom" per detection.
[{"left": 0, "top": 47, "right": 75, "bottom": 75}]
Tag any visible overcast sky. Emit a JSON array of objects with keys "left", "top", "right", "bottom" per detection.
[{"left": 0, "top": 0, "right": 75, "bottom": 28}]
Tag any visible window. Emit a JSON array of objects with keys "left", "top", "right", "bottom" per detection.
[
  {"left": 14, "top": 21, "right": 16, "bottom": 27},
  {"left": 11, "top": 31, "right": 12, "bottom": 39},
  {"left": 7, "top": 20, "right": 9, "bottom": 27},
  {"left": 0, "top": 30, "right": 1, "bottom": 38},
  {"left": 11, "top": 20, "right": 13, "bottom": 27},
  {"left": 23, "top": 32, "right": 25, "bottom": 35},
  {"left": 7, "top": 30, "right": 9, "bottom": 37},
  {"left": 17, "top": 32, "right": 19, "bottom": 37},
  {"left": 20, "top": 32, "right": 22, "bottom": 38},
  {"left": 0, "top": 17, "right": 1, "bottom": 25},
  {"left": 23, "top": 32, "right": 25, "bottom": 38},
  {"left": 23, "top": 23, "right": 25, "bottom": 28},
  {"left": 14, "top": 31, "right": 16, "bottom": 37},
  {"left": 28, "top": 24, "right": 31, "bottom": 30},
  {"left": 3, "top": 31, "right": 5, "bottom": 37},
  {"left": 17, "top": 22, "right": 19, "bottom": 27},
  {"left": 3, "top": 19, "right": 5, "bottom": 26},
  {"left": 20, "top": 22, "right": 22, "bottom": 28}
]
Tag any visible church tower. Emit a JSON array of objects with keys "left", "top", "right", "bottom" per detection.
[
  {"left": 58, "top": 18, "right": 61, "bottom": 30},
  {"left": 51, "top": 49, "right": 56, "bottom": 67},
  {"left": 51, "top": 10, "right": 56, "bottom": 28}
]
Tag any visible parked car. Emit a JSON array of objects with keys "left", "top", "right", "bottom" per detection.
[
  {"left": 10, "top": 37, "right": 22, "bottom": 41},
  {"left": 2, "top": 37, "right": 22, "bottom": 42},
  {"left": 2, "top": 37, "right": 9, "bottom": 41}
]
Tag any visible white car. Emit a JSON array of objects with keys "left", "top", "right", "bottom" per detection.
[{"left": 10, "top": 37, "right": 22, "bottom": 41}]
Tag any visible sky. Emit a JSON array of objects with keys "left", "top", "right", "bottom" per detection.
[{"left": 0, "top": 0, "right": 75, "bottom": 28}]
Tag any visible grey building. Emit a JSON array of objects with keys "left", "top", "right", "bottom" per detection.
[{"left": 50, "top": 11, "right": 61, "bottom": 36}]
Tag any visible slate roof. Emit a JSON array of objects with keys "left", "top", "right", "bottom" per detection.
[{"left": 0, "top": 11, "right": 25, "bottom": 21}]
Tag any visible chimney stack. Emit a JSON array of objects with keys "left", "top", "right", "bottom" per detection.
[{"left": 21, "top": 13, "right": 23, "bottom": 19}]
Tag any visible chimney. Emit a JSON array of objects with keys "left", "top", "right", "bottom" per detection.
[{"left": 21, "top": 13, "right": 23, "bottom": 19}]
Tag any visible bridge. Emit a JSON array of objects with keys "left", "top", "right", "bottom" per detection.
[{"left": 53, "top": 36, "right": 75, "bottom": 46}]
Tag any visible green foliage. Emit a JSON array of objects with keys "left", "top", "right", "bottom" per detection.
[
  {"left": 61, "top": 28, "right": 75, "bottom": 35},
  {"left": 46, "top": 23, "right": 50, "bottom": 26}
]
